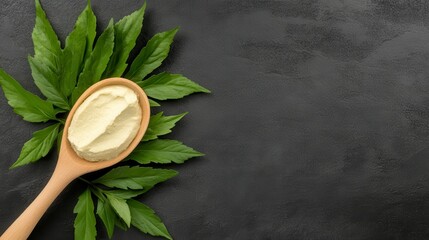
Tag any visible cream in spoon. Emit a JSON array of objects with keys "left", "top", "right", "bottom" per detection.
[{"left": 67, "top": 85, "right": 142, "bottom": 161}]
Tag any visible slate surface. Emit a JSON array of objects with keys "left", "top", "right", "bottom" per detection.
[{"left": 1, "top": 0, "right": 429, "bottom": 239}]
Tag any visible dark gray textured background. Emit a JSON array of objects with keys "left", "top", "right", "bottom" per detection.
[{"left": 1, "top": 0, "right": 429, "bottom": 239}]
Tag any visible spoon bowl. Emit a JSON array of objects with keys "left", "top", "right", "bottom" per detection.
[
  {"left": 1, "top": 77, "right": 150, "bottom": 240},
  {"left": 59, "top": 77, "right": 151, "bottom": 176}
]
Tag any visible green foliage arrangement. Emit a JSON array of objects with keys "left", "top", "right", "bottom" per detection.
[{"left": 0, "top": 1, "right": 210, "bottom": 239}]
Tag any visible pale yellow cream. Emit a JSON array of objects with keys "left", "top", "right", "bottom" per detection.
[{"left": 68, "top": 85, "right": 141, "bottom": 161}]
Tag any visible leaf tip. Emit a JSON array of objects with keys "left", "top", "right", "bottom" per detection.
[
  {"left": 108, "top": 18, "right": 115, "bottom": 26},
  {"left": 148, "top": 98, "right": 161, "bottom": 107},
  {"left": 9, "top": 157, "right": 28, "bottom": 169},
  {"left": 85, "top": 0, "right": 94, "bottom": 11},
  {"left": 173, "top": 27, "right": 179, "bottom": 36},
  {"left": 170, "top": 169, "right": 179, "bottom": 177},
  {"left": 167, "top": 27, "right": 180, "bottom": 37},
  {"left": 196, "top": 151, "right": 205, "bottom": 157},
  {"left": 200, "top": 86, "right": 211, "bottom": 94},
  {"left": 9, "top": 157, "right": 26, "bottom": 169},
  {"left": 141, "top": 1, "right": 147, "bottom": 11},
  {"left": 9, "top": 163, "right": 18, "bottom": 170}
]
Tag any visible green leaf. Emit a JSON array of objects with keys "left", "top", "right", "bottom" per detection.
[
  {"left": 149, "top": 98, "right": 160, "bottom": 107},
  {"left": 104, "top": 189, "right": 146, "bottom": 199},
  {"left": 138, "top": 72, "right": 210, "bottom": 100},
  {"left": 129, "top": 139, "right": 203, "bottom": 164},
  {"left": 11, "top": 123, "right": 60, "bottom": 168},
  {"left": 61, "top": 1, "right": 97, "bottom": 97},
  {"left": 32, "top": 0, "right": 61, "bottom": 76},
  {"left": 71, "top": 19, "right": 115, "bottom": 104},
  {"left": 106, "top": 193, "right": 131, "bottom": 227},
  {"left": 28, "top": 56, "right": 69, "bottom": 109},
  {"left": 96, "top": 198, "right": 115, "bottom": 238},
  {"left": 125, "top": 28, "right": 178, "bottom": 81},
  {"left": 115, "top": 217, "right": 129, "bottom": 231},
  {"left": 82, "top": 2, "right": 97, "bottom": 65},
  {"left": 93, "top": 166, "right": 177, "bottom": 190},
  {"left": 89, "top": 186, "right": 105, "bottom": 202},
  {"left": 103, "top": 3, "right": 146, "bottom": 78},
  {"left": 128, "top": 200, "right": 172, "bottom": 240},
  {"left": 31, "top": 0, "right": 68, "bottom": 107},
  {"left": 74, "top": 188, "right": 97, "bottom": 240},
  {"left": 143, "top": 112, "right": 186, "bottom": 141},
  {"left": 0, "top": 69, "right": 57, "bottom": 122}
]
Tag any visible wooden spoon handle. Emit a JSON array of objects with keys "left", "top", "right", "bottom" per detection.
[{"left": 0, "top": 168, "right": 76, "bottom": 240}]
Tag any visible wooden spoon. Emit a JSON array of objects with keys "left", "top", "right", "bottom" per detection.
[{"left": 0, "top": 77, "right": 151, "bottom": 240}]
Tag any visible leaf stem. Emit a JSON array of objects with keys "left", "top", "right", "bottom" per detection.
[
  {"left": 79, "top": 177, "right": 107, "bottom": 201},
  {"left": 57, "top": 118, "right": 65, "bottom": 124},
  {"left": 78, "top": 177, "right": 92, "bottom": 185}
]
